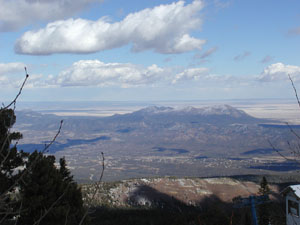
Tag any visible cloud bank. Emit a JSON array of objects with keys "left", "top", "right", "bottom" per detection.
[
  {"left": 15, "top": 0, "right": 205, "bottom": 55},
  {"left": 5, "top": 61, "right": 300, "bottom": 89},
  {"left": 0, "top": 62, "right": 26, "bottom": 87},
  {"left": 0, "top": 0, "right": 101, "bottom": 32},
  {"left": 54, "top": 60, "right": 168, "bottom": 87},
  {"left": 258, "top": 63, "right": 300, "bottom": 82},
  {"left": 51, "top": 60, "right": 234, "bottom": 87},
  {"left": 0, "top": 62, "right": 25, "bottom": 75}
]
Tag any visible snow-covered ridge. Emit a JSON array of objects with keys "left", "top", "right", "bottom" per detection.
[{"left": 136, "top": 104, "right": 248, "bottom": 118}]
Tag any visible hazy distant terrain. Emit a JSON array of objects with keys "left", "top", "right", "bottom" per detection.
[{"left": 13, "top": 101, "right": 300, "bottom": 182}]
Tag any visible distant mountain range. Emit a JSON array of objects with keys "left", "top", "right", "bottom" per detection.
[
  {"left": 134, "top": 105, "right": 248, "bottom": 117},
  {"left": 111, "top": 104, "right": 263, "bottom": 123},
  {"left": 15, "top": 104, "right": 268, "bottom": 128},
  {"left": 14, "top": 105, "right": 298, "bottom": 181},
  {"left": 113, "top": 104, "right": 255, "bottom": 118}
]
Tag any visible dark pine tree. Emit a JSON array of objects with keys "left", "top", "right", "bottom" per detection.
[
  {"left": 258, "top": 177, "right": 270, "bottom": 195},
  {"left": 18, "top": 151, "right": 88, "bottom": 225},
  {"left": 258, "top": 176, "right": 270, "bottom": 225},
  {"left": 0, "top": 109, "right": 27, "bottom": 220}
]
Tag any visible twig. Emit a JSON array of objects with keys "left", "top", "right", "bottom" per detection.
[
  {"left": 0, "top": 211, "right": 9, "bottom": 224},
  {"left": 271, "top": 75, "right": 300, "bottom": 164},
  {"left": 0, "top": 68, "right": 29, "bottom": 111},
  {"left": 286, "top": 122, "right": 300, "bottom": 140},
  {"left": 0, "top": 68, "right": 67, "bottom": 225},
  {"left": 79, "top": 152, "right": 105, "bottom": 225},
  {"left": 288, "top": 74, "right": 300, "bottom": 109},
  {"left": 0, "top": 69, "right": 28, "bottom": 215},
  {"left": 94, "top": 152, "right": 105, "bottom": 192},
  {"left": 268, "top": 140, "right": 296, "bottom": 162},
  {"left": 40, "top": 120, "right": 63, "bottom": 154},
  {"left": 64, "top": 205, "right": 70, "bottom": 225},
  {"left": 14, "top": 201, "right": 23, "bottom": 225}
]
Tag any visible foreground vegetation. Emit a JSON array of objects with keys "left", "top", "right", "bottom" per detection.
[
  {"left": 0, "top": 74, "right": 88, "bottom": 225},
  {"left": 88, "top": 196, "right": 286, "bottom": 225},
  {"left": 81, "top": 174, "right": 298, "bottom": 225}
]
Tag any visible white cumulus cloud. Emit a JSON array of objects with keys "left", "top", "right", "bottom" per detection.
[
  {"left": 0, "top": 62, "right": 27, "bottom": 88},
  {"left": 0, "top": 0, "right": 102, "bottom": 32},
  {"left": 0, "top": 62, "right": 25, "bottom": 76},
  {"left": 53, "top": 60, "right": 168, "bottom": 87},
  {"left": 39, "top": 60, "right": 239, "bottom": 88},
  {"left": 0, "top": 60, "right": 254, "bottom": 89},
  {"left": 172, "top": 67, "right": 239, "bottom": 84},
  {"left": 172, "top": 68, "right": 209, "bottom": 83},
  {"left": 15, "top": 0, "right": 205, "bottom": 55},
  {"left": 258, "top": 63, "right": 300, "bottom": 82}
]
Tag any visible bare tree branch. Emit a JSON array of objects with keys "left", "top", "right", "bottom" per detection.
[
  {"left": 0, "top": 211, "right": 9, "bottom": 224},
  {"left": 1, "top": 67, "right": 29, "bottom": 112},
  {"left": 0, "top": 72, "right": 28, "bottom": 222},
  {"left": 79, "top": 152, "right": 105, "bottom": 225},
  {"left": 0, "top": 67, "right": 94, "bottom": 225},
  {"left": 270, "top": 75, "right": 300, "bottom": 164},
  {"left": 288, "top": 74, "right": 300, "bottom": 109},
  {"left": 14, "top": 201, "right": 22, "bottom": 225},
  {"left": 268, "top": 140, "right": 296, "bottom": 162},
  {"left": 40, "top": 120, "right": 63, "bottom": 154},
  {"left": 286, "top": 122, "right": 300, "bottom": 140},
  {"left": 64, "top": 205, "right": 70, "bottom": 225}
]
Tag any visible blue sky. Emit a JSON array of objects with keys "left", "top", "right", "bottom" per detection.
[{"left": 0, "top": 0, "right": 300, "bottom": 102}]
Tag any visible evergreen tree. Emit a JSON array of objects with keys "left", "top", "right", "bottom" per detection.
[
  {"left": 0, "top": 108, "right": 88, "bottom": 225},
  {"left": 258, "top": 176, "right": 270, "bottom": 195},
  {"left": 1, "top": 72, "right": 89, "bottom": 224},
  {"left": 0, "top": 109, "right": 27, "bottom": 220},
  {"left": 18, "top": 151, "right": 88, "bottom": 225},
  {"left": 258, "top": 176, "right": 270, "bottom": 225}
]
